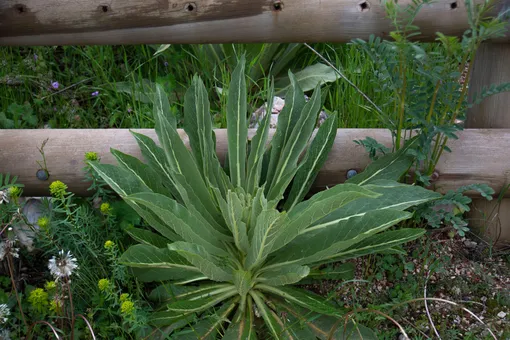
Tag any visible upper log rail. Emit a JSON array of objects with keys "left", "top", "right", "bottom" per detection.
[
  {"left": 0, "top": 128, "right": 509, "bottom": 197},
  {"left": 1, "top": 0, "right": 509, "bottom": 46}
]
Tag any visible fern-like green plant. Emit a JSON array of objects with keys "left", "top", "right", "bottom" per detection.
[{"left": 89, "top": 57, "right": 440, "bottom": 339}]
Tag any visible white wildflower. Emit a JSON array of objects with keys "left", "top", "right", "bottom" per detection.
[
  {"left": 48, "top": 250, "right": 78, "bottom": 280},
  {"left": 0, "top": 304, "right": 9, "bottom": 324},
  {"left": 0, "top": 191, "right": 8, "bottom": 205},
  {"left": 0, "top": 240, "right": 19, "bottom": 261}
]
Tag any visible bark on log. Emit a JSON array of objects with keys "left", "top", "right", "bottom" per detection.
[
  {"left": 1, "top": 0, "right": 509, "bottom": 46},
  {"left": 1, "top": 128, "right": 509, "bottom": 198}
]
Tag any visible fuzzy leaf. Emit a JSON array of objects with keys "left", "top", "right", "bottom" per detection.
[
  {"left": 264, "top": 72, "right": 306, "bottom": 189},
  {"left": 284, "top": 114, "right": 338, "bottom": 210},
  {"left": 268, "top": 85, "right": 322, "bottom": 200},
  {"left": 347, "top": 138, "right": 417, "bottom": 185},
  {"left": 250, "top": 292, "right": 292, "bottom": 340},
  {"left": 227, "top": 55, "right": 248, "bottom": 187},
  {"left": 167, "top": 242, "right": 233, "bottom": 282},
  {"left": 275, "top": 63, "right": 338, "bottom": 94},
  {"left": 126, "top": 192, "right": 229, "bottom": 256},
  {"left": 257, "top": 285, "right": 342, "bottom": 317},
  {"left": 246, "top": 80, "right": 274, "bottom": 194},
  {"left": 126, "top": 228, "right": 169, "bottom": 248},
  {"left": 256, "top": 265, "right": 310, "bottom": 286},
  {"left": 222, "top": 299, "right": 257, "bottom": 340}
]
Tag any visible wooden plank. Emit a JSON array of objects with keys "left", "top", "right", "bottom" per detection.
[
  {"left": 468, "top": 199, "right": 510, "bottom": 244},
  {"left": 1, "top": 0, "right": 509, "bottom": 46},
  {"left": 0, "top": 128, "right": 509, "bottom": 197},
  {"left": 466, "top": 44, "right": 510, "bottom": 128},
  {"left": 466, "top": 43, "right": 510, "bottom": 244}
]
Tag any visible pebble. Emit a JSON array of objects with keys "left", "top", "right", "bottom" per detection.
[{"left": 497, "top": 311, "right": 506, "bottom": 319}]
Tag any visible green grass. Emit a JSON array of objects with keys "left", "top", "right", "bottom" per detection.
[{"left": 0, "top": 43, "right": 392, "bottom": 130}]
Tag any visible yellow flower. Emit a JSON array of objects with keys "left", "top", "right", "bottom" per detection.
[
  {"left": 50, "top": 299, "right": 62, "bottom": 314},
  {"left": 44, "top": 281, "right": 56, "bottom": 291},
  {"left": 119, "top": 293, "right": 129, "bottom": 303},
  {"left": 84, "top": 152, "right": 99, "bottom": 162},
  {"left": 8, "top": 186, "right": 21, "bottom": 198},
  {"left": 104, "top": 240, "right": 115, "bottom": 250},
  {"left": 37, "top": 216, "right": 50, "bottom": 230},
  {"left": 28, "top": 288, "right": 49, "bottom": 313},
  {"left": 100, "top": 202, "right": 111, "bottom": 215},
  {"left": 49, "top": 181, "right": 68, "bottom": 198},
  {"left": 120, "top": 300, "right": 135, "bottom": 315},
  {"left": 98, "top": 278, "right": 110, "bottom": 292}
]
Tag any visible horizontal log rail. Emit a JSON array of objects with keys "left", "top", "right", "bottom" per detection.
[
  {"left": 0, "top": 128, "right": 509, "bottom": 197},
  {"left": 1, "top": 0, "right": 509, "bottom": 46}
]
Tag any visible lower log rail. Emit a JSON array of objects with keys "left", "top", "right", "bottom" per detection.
[{"left": 0, "top": 128, "right": 509, "bottom": 197}]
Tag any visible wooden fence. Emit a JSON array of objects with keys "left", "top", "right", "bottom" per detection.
[{"left": 0, "top": 0, "right": 509, "bottom": 241}]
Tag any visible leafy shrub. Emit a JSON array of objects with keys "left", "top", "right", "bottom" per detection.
[{"left": 89, "top": 56, "right": 440, "bottom": 338}]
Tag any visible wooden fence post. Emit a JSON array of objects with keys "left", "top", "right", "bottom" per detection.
[{"left": 466, "top": 43, "right": 510, "bottom": 244}]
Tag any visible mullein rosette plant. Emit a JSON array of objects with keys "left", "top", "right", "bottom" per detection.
[{"left": 89, "top": 56, "right": 440, "bottom": 339}]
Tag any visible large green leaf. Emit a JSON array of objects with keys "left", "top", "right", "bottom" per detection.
[
  {"left": 267, "top": 209, "right": 412, "bottom": 269},
  {"left": 264, "top": 72, "right": 306, "bottom": 190},
  {"left": 222, "top": 298, "right": 257, "bottom": 339},
  {"left": 303, "top": 262, "right": 355, "bottom": 282},
  {"left": 245, "top": 208, "right": 282, "bottom": 270},
  {"left": 275, "top": 63, "right": 338, "bottom": 95},
  {"left": 215, "top": 190, "right": 250, "bottom": 254},
  {"left": 268, "top": 85, "right": 322, "bottom": 201},
  {"left": 126, "top": 192, "right": 229, "bottom": 256},
  {"left": 111, "top": 148, "right": 173, "bottom": 197},
  {"left": 120, "top": 244, "right": 198, "bottom": 275},
  {"left": 250, "top": 292, "right": 292, "bottom": 340},
  {"left": 87, "top": 163, "right": 149, "bottom": 197},
  {"left": 246, "top": 80, "right": 274, "bottom": 195},
  {"left": 149, "top": 310, "right": 195, "bottom": 327},
  {"left": 149, "top": 283, "right": 231, "bottom": 304},
  {"left": 312, "top": 180, "right": 441, "bottom": 229},
  {"left": 324, "top": 228, "right": 426, "bottom": 263},
  {"left": 126, "top": 201, "right": 181, "bottom": 242},
  {"left": 166, "top": 288, "right": 237, "bottom": 314},
  {"left": 126, "top": 228, "right": 169, "bottom": 248},
  {"left": 271, "top": 44, "right": 305, "bottom": 77},
  {"left": 183, "top": 75, "right": 230, "bottom": 194},
  {"left": 271, "top": 183, "right": 378, "bottom": 253},
  {"left": 167, "top": 242, "right": 233, "bottom": 282},
  {"left": 130, "top": 131, "right": 181, "bottom": 202},
  {"left": 131, "top": 268, "right": 202, "bottom": 283},
  {"left": 276, "top": 302, "right": 377, "bottom": 340},
  {"left": 154, "top": 83, "right": 177, "bottom": 139},
  {"left": 154, "top": 102, "right": 222, "bottom": 224},
  {"left": 256, "top": 265, "right": 310, "bottom": 286},
  {"left": 257, "top": 285, "right": 342, "bottom": 317},
  {"left": 347, "top": 138, "right": 417, "bottom": 185},
  {"left": 176, "top": 298, "right": 238, "bottom": 340},
  {"left": 227, "top": 55, "right": 248, "bottom": 188},
  {"left": 183, "top": 75, "right": 213, "bottom": 178},
  {"left": 284, "top": 114, "right": 338, "bottom": 211}
]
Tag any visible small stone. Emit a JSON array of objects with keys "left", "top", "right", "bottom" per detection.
[
  {"left": 497, "top": 311, "right": 506, "bottom": 319},
  {"left": 346, "top": 169, "right": 358, "bottom": 179},
  {"left": 463, "top": 239, "right": 477, "bottom": 248},
  {"left": 36, "top": 169, "right": 49, "bottom": 181}
]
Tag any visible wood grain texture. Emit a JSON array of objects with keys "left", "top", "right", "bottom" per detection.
[
  {"left": 1, "top": 0, "right": 509, "bottom": 45},
  {"left": 467, "top": 44, "right": 510, "bottom": 128},
  {"left": 466, "top": 43, "right": 510, "bottom": 244},
  {"left": 1, "top": 128, "right": 509, "bottom": 197}
]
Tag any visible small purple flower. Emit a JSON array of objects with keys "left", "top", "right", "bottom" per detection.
[
  {"left": 51, "top": 81, "right": 59, "bottom": 90},
  {"left": 91, "top": 91, "right": 99, "bottom": 97},
  {"left": 34, "top": 54, "right": 38, "bottom": 61},
  {"left": 127, "top": 107, "right": 133, "bottom": 113},
  {"left": 164, "top": 61, "right": 169, "bottom": 67}
]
